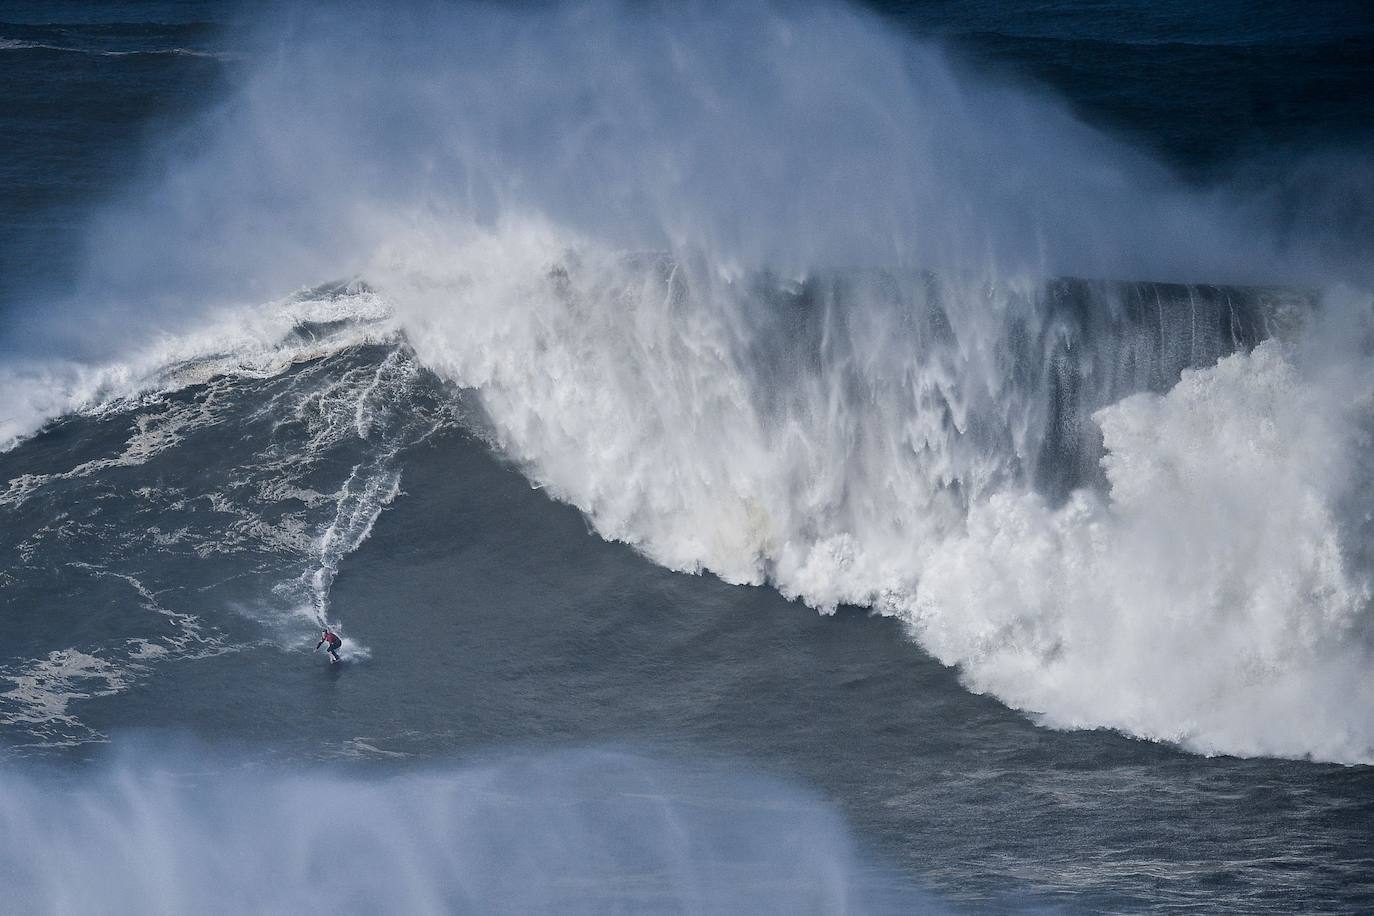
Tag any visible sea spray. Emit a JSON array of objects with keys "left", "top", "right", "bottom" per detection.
[{"left": 0, "top": 745, "right": 928, "bottom": 914}]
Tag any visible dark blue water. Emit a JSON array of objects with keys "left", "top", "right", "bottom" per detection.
[
  {"left": 0, "top": 2, "right": 232, "bottom": 315},
  {"left": 880, "top": 1, "right": 1374, "bottom": 170},
  {"left": 3, "top": 2, "right": 1373, "bottom": 913}
]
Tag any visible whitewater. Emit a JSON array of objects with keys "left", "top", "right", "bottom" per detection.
[{"left": 4, "top": 0, "right": 1373, "bottom": 767}]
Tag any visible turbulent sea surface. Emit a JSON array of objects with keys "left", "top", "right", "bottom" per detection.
[{"left": 2, "top": 1, "right": 1373, "bottom": 912}]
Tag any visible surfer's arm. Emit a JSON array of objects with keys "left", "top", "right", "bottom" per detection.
[{"left": 314, "top": 639, "right": 324, "bottom": 650}]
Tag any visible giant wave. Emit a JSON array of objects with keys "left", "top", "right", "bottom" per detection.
[{"left": 4, "top": 0, "right": 1372, "bottom": 763}]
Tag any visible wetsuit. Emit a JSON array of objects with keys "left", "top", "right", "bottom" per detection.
[{"left": 318, "top": 631, "right": 342, "bottom": 661}]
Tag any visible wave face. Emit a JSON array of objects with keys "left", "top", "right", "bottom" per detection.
[
  {"left": 7, "top": 1, "right": 1374, "bottom": 762},
  {"left": 0, "top": 287, "right": 452, "bottom": 746},
  {"left": 0, "top": 747, "right": 925, "bottom": 914}
]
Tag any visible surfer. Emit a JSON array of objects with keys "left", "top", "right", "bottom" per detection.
[{"left": 316, "top": 628, "right": 342, "bottom": 664}]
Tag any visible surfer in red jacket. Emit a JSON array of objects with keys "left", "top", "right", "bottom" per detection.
[{"left": 316, "top": 628, "right": 342, "bottom": 664}]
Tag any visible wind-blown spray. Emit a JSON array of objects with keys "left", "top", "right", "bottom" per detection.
[{"left": 0, "top": 746, "right": 925, "bottom": 914}]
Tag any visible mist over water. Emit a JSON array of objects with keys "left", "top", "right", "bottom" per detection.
[
  {"left": 0, "top": 745, "right": 927, "bottom": 914},
  {"left": 5, "top": 0, "right": 1374, "bottom": 764},
  {"left": 18, "top": 0, "right": 1370, "bottom": 338}
]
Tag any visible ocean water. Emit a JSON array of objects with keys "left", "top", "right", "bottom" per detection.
[{"left": 2, "top": 1, "right": 1373, "bottom": 913}]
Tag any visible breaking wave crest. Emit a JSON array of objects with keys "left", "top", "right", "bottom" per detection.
[
  {"left": 394, "top": 244, "right": 1374, "bottom": 763},
  {"left": 0, "top": 282, "right": 396, "bottom": 452}
]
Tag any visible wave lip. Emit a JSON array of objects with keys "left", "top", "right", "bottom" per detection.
[{"left": 0, "top": 283, "right": 395, "bottom": 453}]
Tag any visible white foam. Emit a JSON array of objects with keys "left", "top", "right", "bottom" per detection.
[
  {"left": 0, "top": 649, "right": 130, "bottom": 731},
  {"left": 376, "top": 226, "right": 1374, "bottom": 763},
  {"left": 0, "top": 614, "right": 224, "bottom": 747},
  {"left": 1, "top": 391, "right": 227, "bottom": 509},
  {"left": 910, "top": 343, "right": 1373, "bottom": 760}
]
